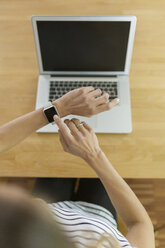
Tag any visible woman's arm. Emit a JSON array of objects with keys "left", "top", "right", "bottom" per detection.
[
  {"left": 85, "top": 151, "right": 155, "bottom": 248},
  {"left": 0, "top": 87, "right": 114, "bottom": 154},
  {"left": 0, "top": 107, "right": 47, "bottom": 155},
  {"left": 54, "top": 116, "right": 155, "bottom": 248}
]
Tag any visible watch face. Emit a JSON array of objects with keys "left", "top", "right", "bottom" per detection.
[{"left": 44, "top": 106, "right": 58, "bottom": 123}]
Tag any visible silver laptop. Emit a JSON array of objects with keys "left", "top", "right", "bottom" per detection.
[{"left": 32, "top": 16, "right": 136, "bottom": 133}]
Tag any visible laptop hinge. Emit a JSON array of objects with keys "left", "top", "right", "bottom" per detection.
[{"left": 50, "top": 74, "right": 117, "bottom": 78}]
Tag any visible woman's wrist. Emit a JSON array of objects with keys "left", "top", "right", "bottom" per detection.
[
  {"left": 83, "top": 148, "right": 105, "bottom": 166},
  {"left": 84, "top": 149, "right": 113, "bottom": 176},
  {"left": 52, "top": 98, "right": 69, "bottom": 118}
]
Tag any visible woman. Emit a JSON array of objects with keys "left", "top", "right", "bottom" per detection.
[{"left": 0, "top": 87, "right": 155, "bottom": 248}]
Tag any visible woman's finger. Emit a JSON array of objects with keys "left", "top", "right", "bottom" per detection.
[
  {"left": 71, "top": 118, "right": 87, "bottom": 135},
  {"left": 94, "top": 92, "right": 109, "bottom": 106},
  {"left": 53, "top": 116, "right": 72, "bottom": 141},
  {"left": 87, "top": 88, "right": 102, "bottom": 99},
  {"left": 80, "top": 86, "right": 95, "bottom": 94},
  {"left": 65, "top": 86, "right": 94, "bottom": 98},
  {"left": 95, "top": 98, "right": 120, "bottom": 114},
  {"left": 64, "top": 119, "right": 82, "bottom": 139},
  {"left": 81, "top": 121, "right": 93, "bottom": 133},
  {"left": 58, "top": 130, "right": 69, "bottom": 152},
  {"left": 73, "top": 86, "right": 95, "bottom": 98}
]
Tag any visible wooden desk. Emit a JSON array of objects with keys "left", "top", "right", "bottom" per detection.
[{"left": 0, "top": 0, "right": 165, "bottom": 178}]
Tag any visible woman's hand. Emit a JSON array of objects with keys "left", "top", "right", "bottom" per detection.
[
  {"left": 53, "top": 87, "right": 119, "bottom": 118},
  {"left": 54, "top": 115, "right": 102, "bottom": 161}
]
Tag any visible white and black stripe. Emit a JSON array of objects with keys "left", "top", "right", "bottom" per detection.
[
  {"left": 53, "top": 207, "right": 125, "bottom": 240},
  {"left": 48, "top": 201, "right": 135, "bottom": 248},
  {"left": 53, "top": 201, "right": 117, "bottom": 228}
]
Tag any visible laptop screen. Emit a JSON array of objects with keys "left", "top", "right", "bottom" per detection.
[{"left": 36, "top": 21, "right": 130, "bottom": 72}]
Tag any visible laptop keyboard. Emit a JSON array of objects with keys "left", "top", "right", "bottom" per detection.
[{"left": 49, "top": 80, "right": 118, "bottom": 102}]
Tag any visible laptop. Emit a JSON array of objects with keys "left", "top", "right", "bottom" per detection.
[{"left": 32, "top": 16, "right": 136, "bottom": 133}]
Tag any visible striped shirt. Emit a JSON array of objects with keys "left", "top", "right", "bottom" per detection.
[{"left": 48, "top": 201, "right": 136, "bottom": 248}]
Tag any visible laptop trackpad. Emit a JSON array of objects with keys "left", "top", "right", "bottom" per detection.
[{"left": 65, "top": 115, "right": 98, "bottom": 128}]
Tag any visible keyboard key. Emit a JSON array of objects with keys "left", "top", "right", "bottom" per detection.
[{"left": 49, "top": 80, "right": 118, "bottom": 102}]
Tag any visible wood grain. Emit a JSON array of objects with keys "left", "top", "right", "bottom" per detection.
[
  {"left": 125, "top": 179, "right": 165, "bottom": 248},
  {"left": 118, "top": 179, "right": 165, "bottom": 248},
  {"left": 0, "top": 0, "right": 165, "bottom": 177}
]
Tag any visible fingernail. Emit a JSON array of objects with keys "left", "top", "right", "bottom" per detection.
[
  {"left": 115, "top": 98, "right": 120, "bottom": 103},
  {"left": 53, "top": 115, "right": 59, "bottom": 120}
]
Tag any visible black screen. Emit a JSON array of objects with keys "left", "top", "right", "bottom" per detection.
[
  {"left": 44, "top": 107, "right": 58, "bottom": 123},
  {"left": 37, "top": 21, "right": 130, "bottom": 72}
]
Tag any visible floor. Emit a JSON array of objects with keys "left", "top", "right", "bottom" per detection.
[
  {"left": 126, "top": 179, "right": 165, "bottom": 248},
  {"left": 0, "top": 178, "right": 165, "bottom": 248}
]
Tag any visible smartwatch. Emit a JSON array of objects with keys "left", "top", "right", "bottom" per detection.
[{"left": 43, "top": 102, "right": 60, "bottom": 124}]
